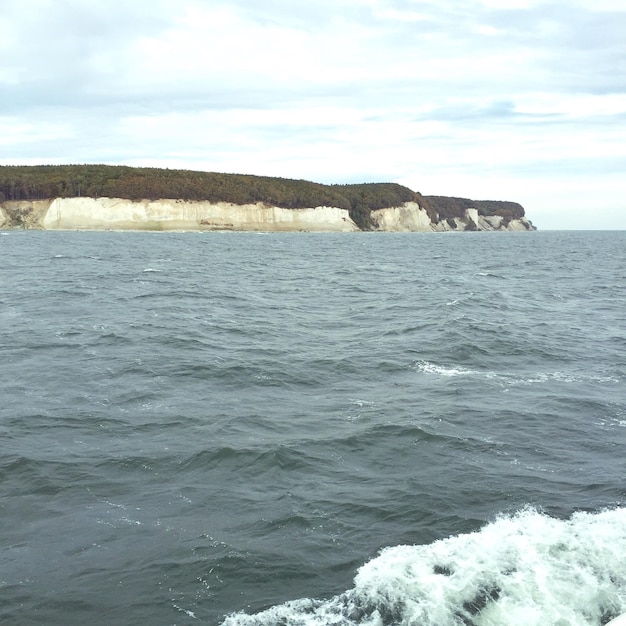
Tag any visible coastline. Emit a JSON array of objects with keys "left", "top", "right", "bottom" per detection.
[{"left": 0, "top": 197, "right": 536, "bottom": 232}]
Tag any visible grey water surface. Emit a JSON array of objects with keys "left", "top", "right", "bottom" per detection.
[{"left": 1, "top": 230, "right": 624, "bottom": 625}]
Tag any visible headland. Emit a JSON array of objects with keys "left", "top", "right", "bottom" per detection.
[{"left": 0, "top": 165, "right": 535, "bottom": 232}]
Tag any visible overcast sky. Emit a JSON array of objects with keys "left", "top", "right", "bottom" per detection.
[{"left": 2, "top": 0, "right": 625, "bottom": 229}]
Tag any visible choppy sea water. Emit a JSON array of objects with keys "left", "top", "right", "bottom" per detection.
[{"left": 1, "top": 230, "right": 624, "bottom": 626}]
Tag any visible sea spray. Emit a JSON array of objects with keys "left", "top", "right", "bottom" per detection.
[{"left": 222, "top": 508, "right": 626, "bottom": 626}]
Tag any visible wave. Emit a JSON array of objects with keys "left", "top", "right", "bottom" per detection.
[
  {"left": 413, "top": 360, "right": 621, "bottom": 385},
  {"left": 414, "top": 361, "right": 478, "bottom": 377},
  {"left": 222, "top": 507, "right": 626, "bottom": 626}
]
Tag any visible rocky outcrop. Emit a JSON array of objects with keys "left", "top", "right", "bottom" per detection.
[
  {"left": 1, "top": 200, "right": 53, "bottom": 229},
  {"left": 368, "top": 203, "right": 534, "bottom": 232},
  {"left": 0, "top": 197, "right": 535, "bottom": 232},
  {"left": 477, "top": 214, "right": 532, "bottom": 231}
]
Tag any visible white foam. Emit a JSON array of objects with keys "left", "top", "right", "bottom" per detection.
[
  {"left": 222, "top": 507, "right": 626, "bottom": 626},
  {"left": 349, "top": 399, "right": 376, "bottom": 407},
  {"left": 414, "top": 361, "right": 620, "bottom": 386},
  {"left": 173, "top": 604, "right": 197, "bottom": 619},
  {"left": 415, "top": 361, "right": 477, "bottom": 377},
  {"left": 510, "top": 371, "right": 620, "bottom": 386}
]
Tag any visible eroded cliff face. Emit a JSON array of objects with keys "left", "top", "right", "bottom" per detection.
[
  {"left": 476, "top": 214, "right": 535, "bottom": 232},
  {"left": 1, "top": 200, "right": 53, "bottom": 229},
  {"left": 369, "top": 202, "right": 433, "bottom": 231},
  {"left": 0, "top": 198, "right": 535, "bottom": 232},
  {"left": 369, "top": 203, "right": 535, "bottom": 232},
  {"left": 2, "top": 198, "right": 359, "bottom": 232}
]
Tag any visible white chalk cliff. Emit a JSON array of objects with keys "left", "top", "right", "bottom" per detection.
[
  {"left": 0, "top": 198, "right": 535, "bottom": 232},
  {"left": 369, "top": 202, "right": 433, "bottom": 231},
  {"left": 2, "top": 198, "right": 359, "bottom": 232},
  {"left": 370, "top": 203, "right": 533, "bottom": 232}
]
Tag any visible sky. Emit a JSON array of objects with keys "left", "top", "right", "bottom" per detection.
[{"left": 1, "top": 0, "right": 625, "bottom": 229}]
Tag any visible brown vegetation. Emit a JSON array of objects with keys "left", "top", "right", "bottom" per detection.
[
  {"left": 425, "top": 195, "right": 525, "bottom": 221},
  {"left": 0, "top": 165, "right": 525, "bottom": 230}
]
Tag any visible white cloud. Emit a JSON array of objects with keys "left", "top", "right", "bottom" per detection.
[
  {"left": 477, "top": 0, "right": 541, "bottom": 9},
  {"left": 1, "top": 0, "right": 625, "bottom": 228},
  {"left": 515, "top": 93, "right": 626, "bottom": 118},
  {"left": 0, "top": 117, "right": 73, "bottom": 147}
]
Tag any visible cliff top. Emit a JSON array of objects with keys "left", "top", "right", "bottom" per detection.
[{"left": 0, "top": 164, "right": 526, "bottom": 229}]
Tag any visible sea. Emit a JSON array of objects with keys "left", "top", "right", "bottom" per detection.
[{"left": 1, "top": 229, "right": 625, "bottom": 626}]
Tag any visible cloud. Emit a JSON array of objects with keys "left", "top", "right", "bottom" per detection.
[{"left": 1, "top": 0, "right": 625, "bottom": 228}]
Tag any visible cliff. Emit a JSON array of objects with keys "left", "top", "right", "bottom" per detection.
[
  {"left": 36, "top": 198, "right": 358, "bottom": 232},
  {"left": 0, "top": 165, "right": 535, "bottom": 232},
  {"left": 0, "top": 197, "right": 534, "bottom": 232}
]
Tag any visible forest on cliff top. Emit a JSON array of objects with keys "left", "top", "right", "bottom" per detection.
[{"left": 0, "top": 165, "right": 525, "bottom": 229}]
